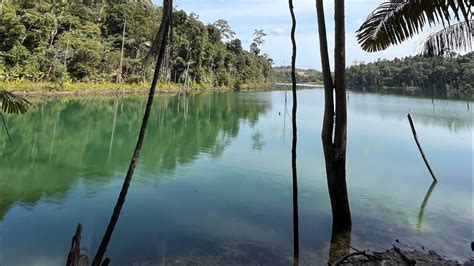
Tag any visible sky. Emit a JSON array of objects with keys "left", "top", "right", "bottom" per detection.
[{"left": 152, "top": 0, "right": 435, "bottom": 70}]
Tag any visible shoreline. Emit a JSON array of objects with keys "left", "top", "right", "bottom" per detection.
[{"left": 1, "top": 81, "right": 274, "bottom": 97}]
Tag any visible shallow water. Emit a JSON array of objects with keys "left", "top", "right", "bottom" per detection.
[{"left": 0, "top": 88, "right": 472, "bottom": 265}]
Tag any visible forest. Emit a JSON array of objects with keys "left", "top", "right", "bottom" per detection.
[
  {"left": 273, "top": 53, "right": 473, "bottom": 95},
  {"left": 346, "top": 52, "right": 474, "bottom": 93},
  {"left": 0, "top": 1, "right": 272, "bottom": 88}
]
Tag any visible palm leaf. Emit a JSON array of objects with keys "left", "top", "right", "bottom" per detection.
[
  {"left": 423, "top": 20, "right": 473, "bottom": 55},
  {"left": 0, "top": 90, "right": 31, "bottom": 114},
  {"left": 356, "top": 0, "right": 471, "bottom": 52}
]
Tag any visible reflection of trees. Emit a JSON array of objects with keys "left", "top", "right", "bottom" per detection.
[
  {"left": 0, "top": 93, "right": 270, "bottom": 219},
  {"left": 350, "top": 93, "right": 472, "bottom": 133},
  {"left": 251, "top": 131, "right": 265, "bottom": 151}
]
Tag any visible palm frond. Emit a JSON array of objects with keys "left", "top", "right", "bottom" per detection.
[
  {"left": 423, "top": 20, "right": 473, "bottom": 55},
  {"left": 0, "top": 90, "right": 31, "bottom": 114},
  {"left": 356, "top": 0, "right": 471, "bottom": 53}
]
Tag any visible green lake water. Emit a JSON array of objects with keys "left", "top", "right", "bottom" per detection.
[{"left": 0, "top": 88, "right": 472, "bottom": 265}]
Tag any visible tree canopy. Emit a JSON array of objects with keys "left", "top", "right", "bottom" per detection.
[
  {"left": 0, "top": 1, "right": 272, "bottom": 88},
  {"left": 347, "top": 52, "right": 473, "bottom": 94}
]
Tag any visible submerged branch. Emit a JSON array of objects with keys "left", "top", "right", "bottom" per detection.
[{"left": 407, "top": 113, "right": 438, "bottom": 182}]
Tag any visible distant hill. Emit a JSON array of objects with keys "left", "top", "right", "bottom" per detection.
[{"left": 272, "top": 66, "right": 323, "bottom": 84}]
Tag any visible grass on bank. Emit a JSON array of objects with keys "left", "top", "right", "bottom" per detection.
[{"left": 0, "top": 81, "right": 273, "bottom": 95}]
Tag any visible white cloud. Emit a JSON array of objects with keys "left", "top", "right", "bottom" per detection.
[
  {"left": 159, "top": 0, "right": 435, "bottom": 69},
  {"left": 272, "top": 26, "right": 287, "bottom": 35}
]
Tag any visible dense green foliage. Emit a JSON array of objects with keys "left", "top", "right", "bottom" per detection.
[
  {"left": 347, "top": 53, "right": 473, "bottom": 93},
  {"left": 0, "top": 1, "right": 272, "bottom": 88}
]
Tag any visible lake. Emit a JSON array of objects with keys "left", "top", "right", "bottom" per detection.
[{"left": 0, "top": 88, "right": 472, "bottom": 265}]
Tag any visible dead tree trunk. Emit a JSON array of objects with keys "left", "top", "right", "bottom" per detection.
[
  {"left": 316, "top": 0, "right": 351, "bottom": 232},
  {"left": 407, "top": 113, "right": 438, "bottom": 182},
  {"left": 90, "top": 1, "right": 172, "bottom": 265}
]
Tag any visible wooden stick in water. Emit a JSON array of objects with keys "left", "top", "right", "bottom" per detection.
[{"left": 407, "top": 113, "right": 438, "bottom": 182}]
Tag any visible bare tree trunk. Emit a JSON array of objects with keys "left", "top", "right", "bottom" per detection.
[
  {"left": 288, "top": 1, "right": 299, "bottom": 265},
  {"left": 332, "top": 0, "right": 351, "bottom": 230},
  {"left": 116, "top": 19, "right": 126, "bottom": 83},
  {"left": 315, "top": 0, "right": 351, "bottom": 233},
  {"left": 91, "top": 1, "right": 172, "bottom": 265},
  {"left": 64, "top": 23, "right": 71, "bottom": 67}
]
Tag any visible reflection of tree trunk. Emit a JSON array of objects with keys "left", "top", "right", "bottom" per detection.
[
  {"left": 108, "top": 99, "right": 119, "bottom": 161},
  {"left": 316, "top": 0, "right": 351, "bottom": 230},
  {"left": 49, "top": 121, "right": 57, "bottom": 162},
  {"left": 416, "top": 181, "right": 437, "bottom": 230},
  {"left": 328, "top": 227, "right": 351, "bottom": 264},
  {"left": 288, "top": 1, "right": 299, "bottom": 265},
  {"left": 91, "top": 0, "right": 172, "bottom": 264}
]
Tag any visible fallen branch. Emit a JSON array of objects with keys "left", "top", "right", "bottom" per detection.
[
  {"left": 393, "top": 245, "right": 416, "bottom": 265},
  {"left": 350, "top": 246, "right": 383, "bottom": 260},
  {"left": 407, "top": 113, "right": 438, "bottom": 182},
  {"left": 333, "top": 251, "right": 378, "bottom": 265}
]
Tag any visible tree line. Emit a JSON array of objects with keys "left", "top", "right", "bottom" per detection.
[
  {"left": 347, "top": 52, "right": 473, "bottom": 93},
  {"left": 271, "top": 52, "right": 473, "bottom": 95},
  {"left": 0, "top": 1, "right": 272, "bottom": 88}
]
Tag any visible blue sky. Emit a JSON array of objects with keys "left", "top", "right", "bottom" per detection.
[{"left": 153, "top": 0, "right": 432, "bottom": 69}]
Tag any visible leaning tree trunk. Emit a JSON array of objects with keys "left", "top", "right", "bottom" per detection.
[
  {"left": 316, "top": 0, "right": 351, "bottom": 232},
  {"left": 90, "top": 0, "right": 173, "bottom": 265}
]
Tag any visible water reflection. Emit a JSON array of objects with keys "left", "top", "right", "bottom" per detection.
[
  {"left": 0, "top": 93, "right": 271, "bottom": 220},
  {"left": 0, "top": 89, "right": 471, "bottom": 265},
  {"left": 350, "top": 87, "right": 472, "bottom": 101},
  {"left": 328, "top": 228, "right": 351, "bottom": 264},
  {"left": 349, "top": 92, "right": 472, "bottom": 133},
  {"left": 416, "top": 181, "right": 437, "bottom": 230}
]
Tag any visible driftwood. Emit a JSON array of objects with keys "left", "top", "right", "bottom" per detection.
[
  {"left": 393, "top": 245, "right": 416, "bottom": 265},
  {"left": 407, "top": 113, "right": 438, "bottom": 182},
  {"left": 333, "top": 251, "right": 378, "bottom": 265},
  {"left": 66, "top": 224, "right": 89, "bottom": 266},
  {"left": 334, "top": 245, "right": 461, "bottom": 265}
]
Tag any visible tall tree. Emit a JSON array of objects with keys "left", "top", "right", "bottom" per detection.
[
  {"left": 116, "top": 18, "right": 126, "bottom": 83},
  {"left": 212, "top": 19, "right": 236, "bottom": 42},
  {"left": 356, "top": 0, "right": 472, "bottom": 56},
  {"left": 250, "top": 29, "right": 266, "bottom": 55},
  {"left": 90, "top": 0, "right": 172, "bottom": 264},
  {"left": 315, "top": 0, "right": 351, "bottom": 231},
  {"left": 288, "top": 1, "right": 299, "bottom": 265}
]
